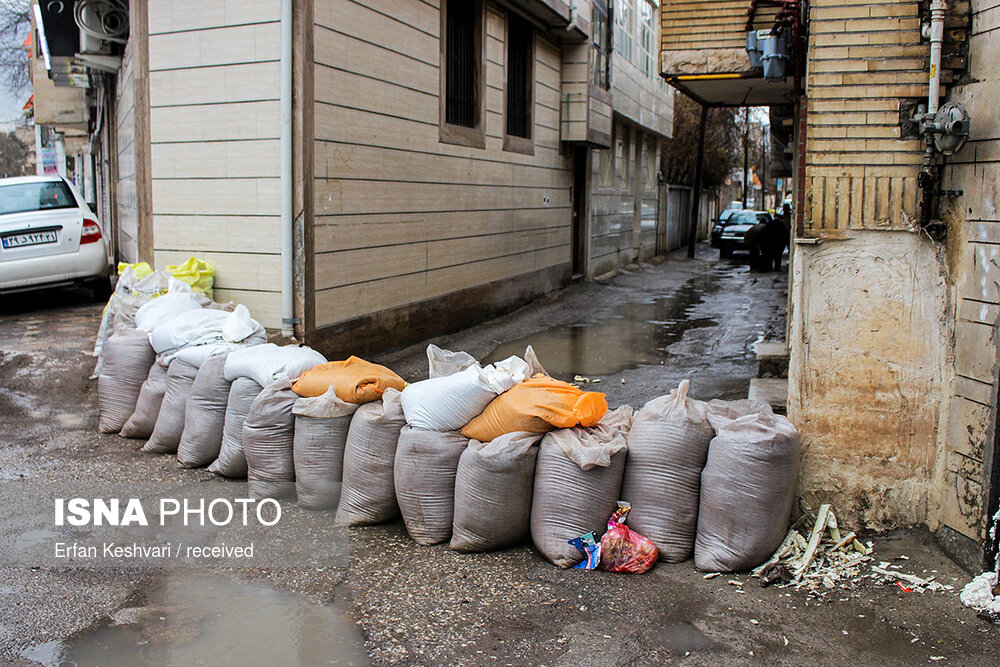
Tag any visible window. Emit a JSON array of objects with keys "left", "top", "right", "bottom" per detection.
[
  {"left": 638, "top": 1, "right": 656, "bottom": 78},
  {"left": 591, "top": 0, "right": 611, "bottom": 89},
  {"left": 441, "top": 0, "right": 484, "bottom": 147},
  {"left": 505, "top": 14, "right": 533, "bottom": 141},
  {"left": 615, "top": 0, "right": 634, "bottom": 64},
  {"left": 0, "top": 180, "right": 77, "bottom": 216}
]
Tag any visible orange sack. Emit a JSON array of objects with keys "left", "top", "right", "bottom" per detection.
[
  {"left": 461, "top": 375, "right": 608, "bottom": 442},
  {"left": 291, "top": 356, "right": 406, "bottom": 404}
]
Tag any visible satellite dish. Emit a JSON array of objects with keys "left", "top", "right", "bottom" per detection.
[{"left": 933, "top": 102, "right": 971, "bottom": 155}]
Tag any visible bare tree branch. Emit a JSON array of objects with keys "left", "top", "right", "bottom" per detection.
[
  {"left": 661, "top": 92, "right": 742, "bottom": 190},
  {"left": 0, "top": 0, "right": 32, "bottom": 98}
]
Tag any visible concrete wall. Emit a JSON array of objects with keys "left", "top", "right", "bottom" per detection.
[
  {"left": 115, "top": 38, "right": 139, "bottom": 264},
  {"left": 146, "top": 0, "right": 283, "bottom": 326}
]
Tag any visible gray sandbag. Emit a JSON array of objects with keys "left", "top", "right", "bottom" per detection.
[
  {"left": 120, "top": 358, "right": 169, "bottom": 438},
  {"left": 530, "top": 406, "right": 632, "bottom": 568},
  {"left": 335, "top": 389, "right": 406, "bottom": 525},
  {"left": 292, "top": 388, "right": 359, "bottom": 510},
  {"left": 142, "top": 359, "right": 199, "bottom": 454},
  {"left": 620, "top": 380, "right": 714, "bottom": 562},
  {"left": 694, "top": 409, "right": 801, "bottom": 573},
  {"left": 394, "top": 426, "right": 468, "bottom": 545},
  {"left": 243, "top": 378, "right": 299, "bottom": 499},
  {"left": 450, "top": 432, "right": 543, "bottom": 553},
  {"left": 176, "top": 354, "right": 232, "bottom": 468},
  {"left": 208, "top": 376, "right": 262, "bottom": 478},
  {"left": 97, "top": 328, "right": 156, "bottom": 433}
]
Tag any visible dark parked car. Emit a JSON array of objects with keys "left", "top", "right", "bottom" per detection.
[{"left": 711, "top": 209, "right": 773, "bottom": 258}]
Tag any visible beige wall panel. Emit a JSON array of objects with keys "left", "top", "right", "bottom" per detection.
[
  {"left": 154, "top": 249, "right": 281, "bottom": 291},
  {"left": 149, "top": 61, "right": 281, "bottom": 106},
  {"left": 151, "top": 139, "right": 281, "bottom": 179},
  {"left": 148, "top": 0, "right": 279, "bottom": 34},
  {"left": 149, "top": 102, "right": 281, "bottom": 142},
  {"left": 213, "top": 288, "right": 282, "bottom": 329},
  {"left": 153, "top": 215, "right": 280, "bottom": 253},
  {"left": 152, "top": 178, "right": 280, "bottom": 216},
  {"left": 148, "top": 23, "right": 280, "bottom": 70}
]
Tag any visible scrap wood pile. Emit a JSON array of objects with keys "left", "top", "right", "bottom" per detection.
[{"left": 94, "top": 260, "right": 807, "bottom": 576}]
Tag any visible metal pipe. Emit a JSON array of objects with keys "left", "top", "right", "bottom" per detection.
[
  {"left": 279, "top": 0, "right": 294, "bottom": 338},
  {"left": 687, "top": 104, "right": 708, "bottom": 259},
  {"left": 927, "top": 0, "right": 947, "bottom": 115}
]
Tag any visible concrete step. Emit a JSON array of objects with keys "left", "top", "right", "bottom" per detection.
[
  {"left": 756, "top": 340, "right": 789, "bottom": 378},
  {"left": 749, "top": 377, "right": 788, "bottom": 414}
]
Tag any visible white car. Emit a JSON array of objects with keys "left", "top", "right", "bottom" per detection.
[{"left": 0, "top": 175, "right": 111, "bottom": 299}]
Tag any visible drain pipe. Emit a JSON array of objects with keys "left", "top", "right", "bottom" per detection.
[
  {"left": 918, "top": 0, "right": 947, "bottom": 231},
  {"left": 279, "top": 0, "right": 295, "bottom": 338}
]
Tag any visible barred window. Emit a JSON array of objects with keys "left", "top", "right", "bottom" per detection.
[
  {"left": 506, "top": 15, "right": 533, "bottom": 139},
  {"left": 445, "top": 1, "right": 478, "bottom": 128},
  {"left": 591, "top": 0, "right": 611, "bottom": 89}
]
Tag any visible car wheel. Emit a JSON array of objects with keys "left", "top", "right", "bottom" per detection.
[
  {"left": 89, "top": 277, "right": 112, "bottom": 303},
  {"left": 719, "top": 246, "right": 733, "bottom": 259}
]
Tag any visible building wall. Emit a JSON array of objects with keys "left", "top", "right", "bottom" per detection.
[
  {"left": 660, "top": 0, "right": 777, "bottom": 75},
  {"left": 309, "top": 0, "right": 573, "bottom": 347},
  {"left": 935, "top": 0, "right": 1000, "bottom": 555},
  {"left": 115, "top": 38, "right": 139, "bottom": 264},
  {"left": 146, "top": 0, "right": 283, "bottom": 325}
]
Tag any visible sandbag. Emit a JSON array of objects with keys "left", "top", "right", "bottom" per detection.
[
  {"left": 134, "top": 289, "right": 203, "bottom": 333},
  {"left": 399, "top": 345, "right": 535, "bottom": 432},
  {"left": 142, "top": 359, "right": 199, "bottom": 454},
  {"left": 224, "top": 343, "right": 327, "bottom": 388},
  {"left": 530, "top": 406, "right": 632, "bottom": 568},
  {"left": 620, "top": 380, "right": 714, "bottom": 562},
  {"left": 394, "top": 426, "right": 468, "bottom": 546},
  {"left": 150, "top": 304, "right": 265, "bottom": 357},
  {"left": 335, "top": 389, "right": 406, "bottom": 526},
  {"left": 461, "top": 375, "right": 607, "bottom": 442},
  {"left": 119, "top": 357, "right": 169, "bottom": 438},
  {"left": 176, "top": 354, "right": 233, "bottom": 468},
  {"left": 292, "top": 356, "right": 406, "bottom": 404},
  {"left": 292, "top": 388, "right": 359, "bottom": 510},
  {"left": 450, "top": 431, "right": 543, "bottom": 552},
  {"left": 97, "top": 328, "right": 156, "bottom": 433},
  {"left": 208, "top": 376, "right": 262, "bottom": 478},
  {"left": 243, "top": 379, "right": 299, "bottom": 499},
  {"left": 694, "top": 409, "right": 801, "bottom": 573}
]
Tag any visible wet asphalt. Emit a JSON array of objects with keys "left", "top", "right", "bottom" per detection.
[{"left": 0, "top": 243, "right": 997, "bottom": 665}]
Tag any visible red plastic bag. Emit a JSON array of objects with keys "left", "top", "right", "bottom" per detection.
[{"left": 599, "top": 502, "right": 659, "bottom": 574}]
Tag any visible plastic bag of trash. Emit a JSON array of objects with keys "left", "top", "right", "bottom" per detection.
[
  {"left": 450, "top": 431, "right": 543, "bottom": 552},
  {"left": 98, "top": 328, "right": 156, "bottom": 434},
  {"left": 292, "top": 356, "right": 406, "bottom": 404},
  {"left": 165, "top": 256, "right": 215, "bottom": 299},
  {"left": 599, "top": 502, "right": 659, "bottom": 574},
  {"left": 224, "top": 343, "right": 327, "bottom": 389},
  {"left": 336, "top": 388, "right": 406, "bottom": 525},
  {"left": 120, "top": 357, "right": 170, "bottom": 438},
  {"left": 620, "top": 380, "right": 715, "bottom": 562},
  {"left": 292, "top": 388, "right": 359, "bottom": 510},
  {"left": 142, "top": 359, "right": 200, "bottom": 454},
  {"left": 243, "top": 378, "right": 300, "bottom": 500},
  {"left": 694, "top": 409, "right": 801, "bottom": 573},
  {"left": 394, "top": 426, "right": 468, "bottom": 545},
  {"left": 530, "top": 406, "right": 633, "bottom": 567},
  {"left": 461, "top": 375, "right": 607, "bottom": 442},
  {"left": 208, "top": 376, "right": 263, "bottom": 478},
  {"left": 176, "top": 354, "right": 233, "bottom": 468}
]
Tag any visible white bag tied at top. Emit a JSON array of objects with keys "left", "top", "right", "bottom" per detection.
[
  {"left": 243, "top": 377, "right": 300, "bottom": 500},
  {"left": 292, "top": 388, "right": 359, "bottom": 510},
  {"left": 97, "top": 328, "right": 156, "bottom": 434},
  {"left": 224, "top": 343, "right": 327, "bottom": 389}
]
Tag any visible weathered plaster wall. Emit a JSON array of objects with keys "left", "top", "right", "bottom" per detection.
[{"left": 788, "top": 232, "right": 952, "bottom": 528}]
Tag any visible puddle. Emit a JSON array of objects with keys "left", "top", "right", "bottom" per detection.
[
  {"left": 486, "top": 276, "right": 719, "bottom": 378},
  {"left": 659, "top": 621, "right": 711, "bottom": 652},
  {"left": 22, "top": 571, "right": 369, "bottom": 666}
]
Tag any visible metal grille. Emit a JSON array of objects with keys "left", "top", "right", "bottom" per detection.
[
  {"left": 445, "top": 2, "right": 477, "bottom": 128},
  {"left": 506, "top": 15, "right": 531, "bottom": 138}
]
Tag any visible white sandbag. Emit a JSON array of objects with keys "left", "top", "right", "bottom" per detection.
[
  {"left": 142, "top": 359, "right": 199, "bottom": 454},
  {"left": 120, "top": 358, "right": 169, "bottom": 438},
  {"left": 450, "top": 431, "right": 543, "bottom": 553},
  {"left": 177, "top": 354, "right": 233, "bottom": 468},
  {"left": 530, "top": 406, "right": 632, "bottom": 568},
  {"left": 209, "top": 376, "right": 262, "bottom": 478},
  {"left": 97, "top": 328, "right": 156, "bottom": 434},
  {"left": 133, "top": 288, "right": 202, "bottom": 333},
  {"left": 694, "top": 409, "right": 801, "bottom": 573},
  {"left": 394, "top": 426, "right": 468, "bottom": 545},
  {"left": 292, "top": 388, "right": 359, "bottom": 510},
  {"left": 151, "top": 304, "right": 266, "bottom": 357},
  {"left": 335, "top": 389, "right": 406, "bottom": 525},
  {"left": 224, "top": 343, "right": 327, "bottom": 388},
  {"left": 620, "top": 380, "right": 715, "bottom": 562},
  {"left": 243, "top": 378, "right": 299, "bottom": 499},
  {"left": 92, "top": 267, "right": 173, "bottom": 377}
]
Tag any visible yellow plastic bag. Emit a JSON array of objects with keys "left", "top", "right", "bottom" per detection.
[
  {"left": 117, "top": 261, "right": 154, "bottom": 279},
  {"left": 166, "top": 257, "right": 215, "bottom": 298},
  {"left": 291, "top": 356, "right": 407, "bottom": 404},
  {"left": 461, "top": 375, "right": 608, "bottom": 442}
]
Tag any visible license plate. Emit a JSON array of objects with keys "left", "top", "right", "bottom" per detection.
[{"left": 2, "top": 230, "right": 59, "bottom": 248}]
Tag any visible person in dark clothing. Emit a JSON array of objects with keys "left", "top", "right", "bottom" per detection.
[{"left": 749, "top": 204, "right": 790, "bottom": 272}]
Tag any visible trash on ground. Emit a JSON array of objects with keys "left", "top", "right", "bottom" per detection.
[{"left": 598, "top": 502, "right": 659, "bottom": 574}]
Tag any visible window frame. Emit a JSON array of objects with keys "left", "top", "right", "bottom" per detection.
[
  {"left": 439, "top": 0, "right": 486, "bottom": 149},
  {"left": 503, "top": 11, "right": 535, "bottom": 155}
]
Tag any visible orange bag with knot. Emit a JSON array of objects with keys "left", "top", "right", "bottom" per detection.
[
  {"left": 460, "top": 374, "right": 607, "bottom": 442},
  {"left": 291, "top": 356, "right": 406, "bottom": 404}
]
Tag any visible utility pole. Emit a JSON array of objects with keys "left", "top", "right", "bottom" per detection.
[
  {"left": 741, "top": 106, "right": 749, "bottom": 209},
  {"left": 761, "top": 131, "right": 768, "bottom": 210},
  {"left": 687, "top": 104, "right": 708, "bottom": 259}
]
